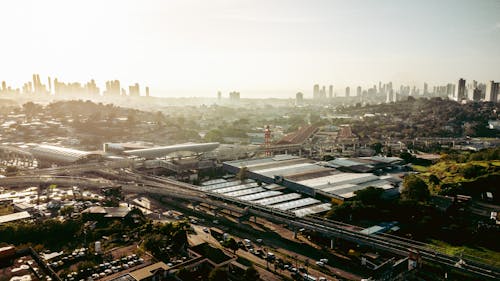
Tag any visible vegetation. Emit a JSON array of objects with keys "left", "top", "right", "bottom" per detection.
[{"left": 401, "top": 175, "right": 430, "bottom": 202}]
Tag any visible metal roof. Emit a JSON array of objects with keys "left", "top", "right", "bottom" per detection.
[
  {"left": 212, "top": 182, "right": 259, "bottom": 194},
  {"left": 124, "top": 142, "right": 219, "bottom": 159},
  {"left": 270, "top": 198, "right": 320, "bottom": 211},
  {"left": 0, "top": 211, "right": 31, "bottom": 224},
  {"left": 293, "top": 203, "right": 332, "bottom": 217},
  {"left": 223, "top": 187, "right": 265, "bottom": 197},
  {"left": 237, "top": 191, "right": 282, "bottom": 201},
  {"left": 30, "top": 144, "right": 102, "bottom": 164},
  {"left": 252, "top": 193, "right": 302, "bottom": 205}
]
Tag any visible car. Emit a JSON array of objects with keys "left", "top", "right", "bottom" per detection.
[
  {"left": 256, "top": 238, "right": 263, "bottom": 243},
  {"left": 316, "top": 261, "right": 325, "bottom": 267},
  {"left": 290, "top": 267, "right": 297, "bottom": 273},
  {"left": 320, "top": 258, "right": 328, "bottom": 263}
]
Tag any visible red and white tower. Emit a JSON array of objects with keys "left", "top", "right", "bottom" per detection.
[{"left": 264, "top": 125, "right": 272, "bottom": 156}]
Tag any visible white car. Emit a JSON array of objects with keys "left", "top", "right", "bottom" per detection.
[{"left": 315, "top": 261, "right": 325, "bottom": 267}]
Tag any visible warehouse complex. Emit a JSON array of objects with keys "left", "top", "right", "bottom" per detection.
[{"left": 223, "top": 155, "right": 402, "bottom": 202}]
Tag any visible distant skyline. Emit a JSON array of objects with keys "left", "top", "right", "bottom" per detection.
[{"left": 1, "top": 0, "right": 499, "bottom": 98}]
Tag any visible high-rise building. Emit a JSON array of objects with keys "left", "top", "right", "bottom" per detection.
[
  {"left": 47, "top": 77, "right": 52, "bottom": 95},
  {"left": 313, "top": 84, "right": 320, "bottom": 100},
  {"left": 471, "top": 88, "right": 482, "bottom": 102},
  {"left": 296, "top": 92, "right": 304, "bottom": 106},
  {"left": 217, "top": 91, "right": 221, "bottom": 100},
  {"left": 485, "top": 81, "right": 499, "bottom": 102},
  {"left": 129, "top": 83, "right": 140, "bottom": 96},
  {"left": 320, "top": 86, "right": 326, "bottom": 99},
  {"left": 345, "top": 86, "right": 350, "bottom": 97},
  {"left": 145, "top": 87, "right": 150, "bottom": 97},
  {"left": 105, "top": 80, "right": 121, "bottom": 96},
  {"left": 452, "top": 78, "right": 466, "bottom": 101},
  {"left": 423, "top": 83, "right": 428, "bottom": 95},
  {"left": 229, "top": 91, "right": 240, "bottom": 102},
  {"left": 356, "top": 86, "right": 361, "bottom": 97},
  {"left": 386, "top": 89, "right": 394, "bottom": 103},
  {"left": 328, "top": 85, "right": 333, "bottom": 99}
]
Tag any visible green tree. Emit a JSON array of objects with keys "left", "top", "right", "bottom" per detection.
[
  {"left": 237, "top": 166, "right": 248, "bottom": 182},
  {"left": 371, "top": 142, "right": 383, "bottom": 154},
  {"left": 208, "top": 267, "right": 228, "bottom": 281},
  {"left": 5, "top": 166, "right": 18, "bottom": 176},
  {"left": 243, "top": 266, "right": 260, "bottom": 281},
  {"left": 204, "top": 129, "right": 224, "bottom": 142},
  {"left": 60, "top": 205, "right": 74, "bottom": 217},
  {"left": 354, "top": 186, "right": 383, "bottom": 205},
  {"left": 224, "top": 237, "right": 238, "bottom": 254},
  {"left": 401, "top": 175, "right": 430, "bottom": 202}
]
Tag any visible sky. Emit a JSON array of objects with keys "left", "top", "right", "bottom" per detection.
[{"left": 0, "top": 0, "right": 499, "bottom": 98}]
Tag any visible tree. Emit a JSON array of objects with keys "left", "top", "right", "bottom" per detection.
[
  {"left": 400, "top": 151, "right": 414, "bottom": 163},
  {"left": 5, "top": 165, "right": 18, "bottom": 176},
  {"left": 401, "top": 175, "right": 430, "bottom": 202},
  {"left": 208, "top": 268, "right": 227, "bottom": 281},
  {"left": 60, "top": 205, "right": 74, "bottom": 217},
  {"left": 371, "top": 142, "right": 383, "bottom": 154},
  {"left": 354, "top": 186, "right": 383, "bottom": 205},
  {"left": 224, "top": 237, "right": 239, "bottom": 253},
  {"left": 243, "top": 266, "right": 260, "bottom": 281},
  {"left": 237, "top": 166, "right": 248, "bottom": 182}
]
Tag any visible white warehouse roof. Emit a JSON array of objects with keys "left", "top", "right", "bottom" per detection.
[{"left": 30, "top": 144, "right": 102, "bottom": 164}]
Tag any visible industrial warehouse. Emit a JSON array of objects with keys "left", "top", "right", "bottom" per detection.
[{"left": 223, "top": 155, "right": 402, "bottom": 202}]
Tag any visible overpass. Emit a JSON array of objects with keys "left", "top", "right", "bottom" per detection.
[{"left": 1, "top": 171, "right": 498, "bottom": 280}]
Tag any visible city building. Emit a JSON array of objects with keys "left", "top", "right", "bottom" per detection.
[
  {"left": 313, "top": 84, "right": 320, "bottom": 100},
  {"left": 345, "top": 86, "right": 350, "bottom": 97},
  {"left": 295, "top": 92, "right": 304, "bottom": 106},
  {"left": 223, "top": 155, "right": 401, "bottom": 202},
  {"left": 485, "top": 81, "right": 499, "bottom": 102},
  {"left": 229, "top": 91, "right": 240, "bottom": 102},
  {"left": 452, "top": 78, "right": 466, "bottom": 101},
  {"left": 129, "top": 83, "right": 140, "bottom": 96},
  {"left": 105, "top": 80, "right": 121, "bottom": 96}
]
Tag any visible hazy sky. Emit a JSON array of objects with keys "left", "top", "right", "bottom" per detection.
[{"left": 1, "top": 0, "right": 499, "bottom": 98}]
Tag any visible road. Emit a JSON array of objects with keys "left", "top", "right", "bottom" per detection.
[{"left": 1, "top": 167, "right": 499, "bottom": 280}]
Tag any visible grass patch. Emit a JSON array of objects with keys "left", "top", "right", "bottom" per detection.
[
  {"left": 411, "top": 165, "right": 429, "bottom": 173},
  {"left": 429, "top": 240, "right": 500, "bottom": 267},
  {"left": 0, "top": 205, "right": 14, "bottom": 216}
]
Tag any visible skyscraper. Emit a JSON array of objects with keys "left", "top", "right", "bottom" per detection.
[
  {"left": 454, "top": 78, "right": 466, "bottom": 101},
  {"left": 296, "top": 92, "right": 304, "bottom": 106},
  {"left": 356, "top": 86, "right": 361, "bottom": 97},
  {"left": 313, "top": 84, "right": 319, "bottom": 100},
  {"left": 129, "top": 83, "right": 140, "bottom": 96},
  {"left": 47, "top": 77, "right": 52, "bottom": 95},
  {"left": 145, "top": 86, "right": 150, "bottom": 97},
  {"left": 485, "top": 81, "right": 499, "bottom": 102},
  {"left": 328, "top": 85, "right": 333, "bottom": 99},
  {"left": 229, "top": 91, "right": 240, "bottom": 102},
  {"left": 320, "top": 86, "right": 326, "bottom": 99},
  {"left": 345, "top": 86, "right": 350, "bottom": 97}
]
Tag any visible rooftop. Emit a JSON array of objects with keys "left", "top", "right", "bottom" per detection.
[{"left": 0, "top": 211, "right": 31, "bottom": 224}]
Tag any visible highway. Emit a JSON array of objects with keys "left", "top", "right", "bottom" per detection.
[{"left": 1, "top": 171, "right": 499, "bottom": 280}]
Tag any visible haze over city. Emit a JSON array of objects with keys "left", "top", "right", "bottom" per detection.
[{"left": 1, "top": 0, "right": 500, "bottom": 98}]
